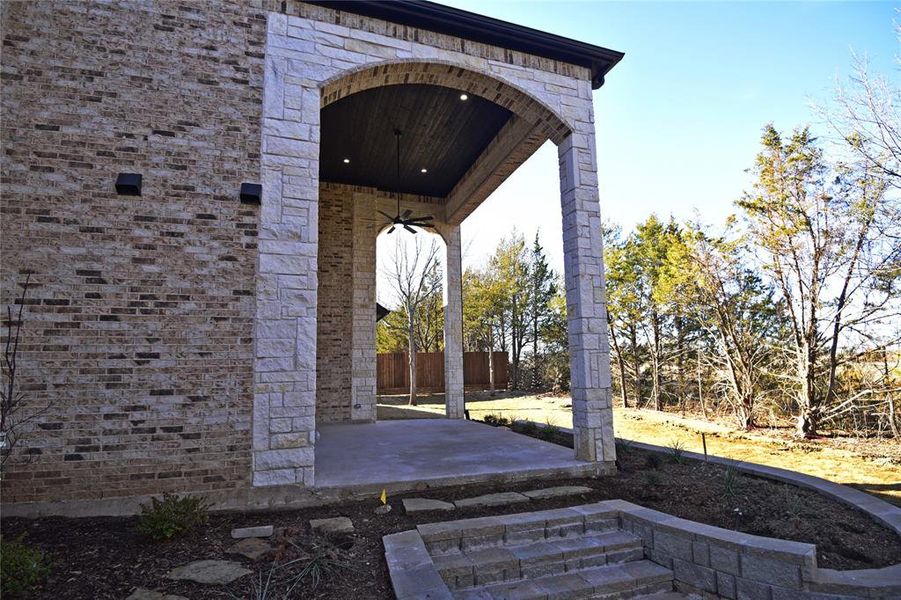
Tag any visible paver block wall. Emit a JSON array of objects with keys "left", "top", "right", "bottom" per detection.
[{"left": 617, "top": 501, "right": 899, "bottom": 600}]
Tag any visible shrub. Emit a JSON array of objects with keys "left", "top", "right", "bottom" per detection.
[
  {"left": 136, "top": 493, "right": 211, "bottom": 542},
  {"left": 482, "top": 413, "right": 510, "bottom": 427},
  {"left": 666, "top": 439, "right": 686, "bottom": 464},
  {"left": 1, "top": 533, "right": 51, "bottom": 597},
  {"left": 645, "top": 452, "right": 661, "bottom": 469}
]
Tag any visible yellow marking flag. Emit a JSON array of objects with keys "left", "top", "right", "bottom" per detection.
[{"left": 380, "top": 488, "right": 387, "bottom": 505}]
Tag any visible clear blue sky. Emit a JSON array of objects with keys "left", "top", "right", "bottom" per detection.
[
  {"left": 446, "top": 1, "right": 898, "bottom": 271},
  {"left": 378, "top": 1, "right": 898, "bottom": 301}
]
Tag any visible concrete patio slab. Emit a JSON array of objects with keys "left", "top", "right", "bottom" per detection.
[{"left": 314, "top": 419, "right": 599, "bottom": 493}]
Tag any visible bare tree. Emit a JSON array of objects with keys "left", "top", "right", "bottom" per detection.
[
  {"left": 739, "top": 125, "right": 899, "bottom": 436},
  {"left": 2, "top": 275, "right": 50, "bottom": 473},
  {"left": 820, "top": 51, "right": 901, "bottom": 191},
  {"left": 383, "top": 237, "right": 442, "bottom": 406}
]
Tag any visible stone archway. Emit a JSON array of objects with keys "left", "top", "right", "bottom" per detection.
[
  {"left": 319, "top": 60, "right": 571, "bottom": 144},
  {"left": 252, "top": 12, "right": 614, "bottom": 488}
]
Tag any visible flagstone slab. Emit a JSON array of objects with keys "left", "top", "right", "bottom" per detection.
[
  {"left": 227, "top": 537, "right": 273, "bottom": 561},
  {"left": 166, "top": 560, "right": 251, "bottom": 585},
  {"left": 522, "top": 486, "right": 593, "bottom": 500},
  {"left": 454, "top": 492, "right": 529, "bottom": 509},
  {"left": 310, "top": 516, "right": 354, "bottom": 535},
  {"left": 126, "top": 590, "right": 189, "bottom": 600},
  {"left": 403, "top": 498, "right": 456, "bottom": 513},
  {"left": 231, "top": 525, "right": 274, "bottom": 539}
]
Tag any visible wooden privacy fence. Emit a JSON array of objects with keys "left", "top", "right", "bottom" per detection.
[{"left": 377, "top": 351, "right": 508, "bottom": 393}]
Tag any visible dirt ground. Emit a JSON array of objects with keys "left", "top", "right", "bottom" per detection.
[
  {"left": 378, "top": 392, "right": 901, "bottom": 506},
  {"left": 3, "top": 442, "right": 899, "bottom": 600}
]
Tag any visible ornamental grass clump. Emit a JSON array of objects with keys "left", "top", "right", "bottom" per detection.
[
  {"left": 136, "top": 493, "right": 211, "bottom": 542},
  {"left": 666, "top": 439, "right": 686, "bottom": 464}
]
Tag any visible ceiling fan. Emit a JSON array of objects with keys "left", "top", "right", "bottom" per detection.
[{"left": 378, "top": 129, "right": 435, "bottom": 235}]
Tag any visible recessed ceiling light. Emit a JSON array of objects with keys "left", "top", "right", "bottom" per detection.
[
  {"left": 343, "top": 158, "right": 350, "bottom": 164},
  {"left": 459, "top": 93, "right": 468, "bottom": 101},
  {"left": 421, "top": 168, "right": 428, "bottom": 173}
]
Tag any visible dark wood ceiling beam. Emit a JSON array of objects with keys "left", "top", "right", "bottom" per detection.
[{"left": 444, "top": 115, "right": 548, "bottom": 225}]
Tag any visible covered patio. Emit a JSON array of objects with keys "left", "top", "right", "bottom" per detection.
[
  {"left": 251, "top": 2, "right": 625, "bottom": 490},
  {"left": 314, "top": 419, "right": 596, "bottom": 494}
]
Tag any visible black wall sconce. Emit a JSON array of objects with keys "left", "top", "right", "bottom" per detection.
[
  {"left": 115, "top": 173, "right": 142, "bottom": 196},
  {"left": 240, "top": 182, "right": 262, "bottom": 205}
]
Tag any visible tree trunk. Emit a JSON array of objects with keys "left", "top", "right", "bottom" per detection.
[
  {"left": 796, "top": 340, "right": 818, "bottom": 436},
  {"left": 676, "top": 316, "right": 685, "bottom": 414},
  {"left": 697, "top": 349, "right": 706, "bottom": 419},
  {"left": 630, "top": 325, "right": 641, "bottom": 408},
  {"left": 488, "top": 340, "right": 496, "bottom": 393},
  {"left": 651, "top": 311, "right": 662, "bottom": 411},
  {"left": 532, "top": 316, "right": 539, "bottom": 390},
  {"left": 408, "top": 316, "right": 418, "bottom": 406},
  {"left": 609, "top": 323, "right": 628, "bottom": 408},
  {"left": 885, "top": 347, "right": 900, "bottom": 439}
]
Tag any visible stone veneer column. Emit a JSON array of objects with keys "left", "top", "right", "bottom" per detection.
[
  {"left": 444, "top": 224, "right": 465, "bottom": 419},
  {"left": 351, "top": 193, "right": 377, "bottom": 422},
  {"left": 558, "top": 125, "right": 616, "bottom": 465},
  {"left": 251, "top": 14, "right": 320, "bottom": 487}
]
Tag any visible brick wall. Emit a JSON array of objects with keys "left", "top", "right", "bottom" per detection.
[
  {"left": 315, "top": 183, "right": 352, "bottom": 423},
  {"left": 0, "top": 0, "right": 267, "bottom": 503},
  {"left": 2, "top": 0, "right": 609, "bottom": 506}
]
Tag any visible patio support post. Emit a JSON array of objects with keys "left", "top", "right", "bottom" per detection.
[
  {"left": 558, "top": 129, "right": 616, "bottom": 465},
  {"left": 444, "top": 224, "right": 465, "bottom": 419},
  {"left": 351, "top": 193, "right": 377, "bottom": 422}
]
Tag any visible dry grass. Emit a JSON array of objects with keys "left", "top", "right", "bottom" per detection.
[{"left": 377, "top": 391, "right": 901, "bottom": 505}]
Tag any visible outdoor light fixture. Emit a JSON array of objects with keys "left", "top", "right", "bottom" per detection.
[
  {"left": 115, "top": 172, "right": 142, "bottom": 196},
  {"left": 378, "top": 129, "right": 435, "bottom": 235},
  {"left": 239, "top": 182, "right": 262, "bottom": 205},
  {"left": 343, "top": 158, "right": 350, "bottom": 164},
  {"left": 421, "top": 168, "right": 428, "bottom": 173},
  {"left": 460, "top": 93, "right": 468, "bottom": 101}
]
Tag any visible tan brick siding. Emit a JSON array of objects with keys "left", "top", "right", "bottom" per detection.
[
  {"left": 0, "top": 0, "right": 267, "bottom": 503},
  {"left": 315, "top": 184, "right": 352, "bottom": 423}
]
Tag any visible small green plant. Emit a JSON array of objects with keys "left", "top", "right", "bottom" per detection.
[
  {"left": 537, "top": 420, "right": 561, "bottom": 441},
  {"left": 136, "top": 493, "right": 211, "bottom": 542},
  {"left": 779, "top": 486, "right": 805, "bottom": 521},
  {"left": 666, "top": 439, "right": 686, "bottom": 464},
  {"left": 645, "top": 452, "right": 662, "bottom": 469},
  {"left": 722, "top": 465, "right": 742, "bottom": 498},
  {"left": 643, "top": 471, "right": 662, "bottom": 487},
  {"left": 1, "top": 533, "right": 51, "bottom": 597},
  {"left": 482, "top": 413, "right": 509, "bottom": 427}
]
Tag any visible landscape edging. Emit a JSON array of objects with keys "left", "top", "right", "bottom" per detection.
[
  {"left": 540, "top": 422, "right": 901, "bottom": 595},
  {"left": 384, "top": 499, "right": 901, "bottom": 599}
]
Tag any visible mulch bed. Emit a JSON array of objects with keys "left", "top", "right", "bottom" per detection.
[{"left": 3, "top": 431, "right": 900, "bottom": 600}]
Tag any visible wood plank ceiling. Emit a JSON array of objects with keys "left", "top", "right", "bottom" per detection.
[{"left": 320, "top": 84, "right": 512, "bottom": 198}]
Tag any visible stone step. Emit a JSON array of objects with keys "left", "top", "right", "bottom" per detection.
[
  {"left": 453, "top": 560, "right": 674, "bottom": 600},
  {"left": 419, "top": 505, "right": 621, "bottom": 556},
  {"left": 436, "top": 530, "right": 644, "bottom": 590}
]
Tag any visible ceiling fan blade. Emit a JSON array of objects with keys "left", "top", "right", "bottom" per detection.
[
  {"left": 387, "top": 225, "right": 396, "bottom": 234},
  {"left": 403, "top": 224, "right": 417, "bottom": 234},
  {"left": 377, "top": 210, "right": 395, "bottom": 220},
  {"left": 409, "top": 215, "right": 434, "bottom": 221},
  {"left": 401, "top": 209, "right": 412, "bottom": 218},
  {"left": 416, "top": 222, "right": 436, "bottom": 229}
]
